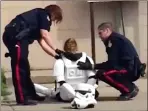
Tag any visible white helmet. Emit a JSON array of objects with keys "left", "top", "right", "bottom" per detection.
[
  {"left": 75, "top": 83, "right": 96, "bottom": 96},
  {"left": 71, "top": 92, "right": 97, "bottom": 109}
]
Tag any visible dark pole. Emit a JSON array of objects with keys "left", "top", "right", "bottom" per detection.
[
  {"left": 146, "top": 1, "right": 148, "bottom": 77},
  {"left": 119, "top": 1, "right": 125, "bottom": 36},
  {"left": 89, "top": 2, "right": 96, "bottom": 64}
]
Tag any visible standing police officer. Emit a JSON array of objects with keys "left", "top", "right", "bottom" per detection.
[
  {"left": 3, "top": 5, "right": 63, "bottom": 105},
  {"left": 77, "top": 22, "right": 146, "bottom": 100}
]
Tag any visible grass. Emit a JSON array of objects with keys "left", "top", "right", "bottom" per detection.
[{"left": 1, "top": 68, "right": 11, "bottom": 100}]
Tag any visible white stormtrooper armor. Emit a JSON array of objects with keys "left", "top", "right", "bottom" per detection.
[
  {"left": 53, "top": 52, "right": 96, "bottom": 88},
  {"left": 34, "top": 52, "right": 98, "bottom": 108}
]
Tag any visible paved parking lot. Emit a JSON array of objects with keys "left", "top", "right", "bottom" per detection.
[{"left": 1, "top": 79, "right": 147, "bottom": 111}]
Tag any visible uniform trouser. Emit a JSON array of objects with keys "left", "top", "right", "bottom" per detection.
[
  {"left": 96, "top": 69, "right": 135, "bottom": 94},
  {"left": 3, "top": 33, "right": 37, "bottom": 103}
]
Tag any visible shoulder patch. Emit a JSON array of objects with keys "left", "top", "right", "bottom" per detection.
[
  {"left": 108, "top": 40, "right": 112, "bottom": 47},
  {"left": 47, "top": 16, "right": 50, "bottom": 21}
]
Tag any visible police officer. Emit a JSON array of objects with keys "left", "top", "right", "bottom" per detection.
[
  {"left": 77, "top": 22, "right": 146, "bottom": 100},
  {"left": 3, "top": 5, "right": 63, "bottom": 105}
]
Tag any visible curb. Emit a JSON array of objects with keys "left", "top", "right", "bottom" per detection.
[
  {"left": 6, "top": 70, "right": 147, "bottom": 86},
  {"left": 6, "top": 70, "right": 55, "bottom": 86}
]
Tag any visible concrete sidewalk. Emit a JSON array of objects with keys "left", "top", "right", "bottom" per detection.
[
  {"left": 1, "top": 79, "right": 147, "bottom": 111},
  {"left": 5, "top": 70, "right": 148, "bottom": 86}
]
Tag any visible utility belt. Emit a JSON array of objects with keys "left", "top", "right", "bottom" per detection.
[
  {"left": 4, "top": 16, "right": 32, "bottom": 58},
  {"left": 5, "top": 15, "right": 31, "bottom": 41}
]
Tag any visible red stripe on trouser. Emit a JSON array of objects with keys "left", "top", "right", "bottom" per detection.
[
  {"left": 104, "top": 69, "right": 129, "bottom": 93},
  {"left": 104, "top": 69, "right": 127, "bottom": 76},
  {"left": 16, "top": 42, "right": 24, "bottom": 102}
]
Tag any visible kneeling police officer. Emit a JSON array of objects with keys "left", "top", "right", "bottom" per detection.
[
  {"left": 3, "top": 5, "right": 63, "bottom": 105},
  {"left": 77, "top": 22, "right": 146, "bottom": 101}
]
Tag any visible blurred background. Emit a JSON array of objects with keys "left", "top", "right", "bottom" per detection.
[{"left": 1, "top": 1, "right": 147, "bottom": 74}]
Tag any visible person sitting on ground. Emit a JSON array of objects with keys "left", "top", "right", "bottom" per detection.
[{"left": 34, "top": 38, "right": 99, "bottom": 107}]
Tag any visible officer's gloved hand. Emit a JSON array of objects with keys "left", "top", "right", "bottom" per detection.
[
  {"left": 77, "top": 61, "right": 93, "bottom": 70},
  {"left": 140, "top": 63, "right": 146, "bottom": 77},
  {"left": 54, "top": 54, "right": 62, "bottom": 60},
  {"left": 55, "top": 49, "right": 64, "bottom": 55},
  {"left": 5, "top": 52, "right": 11, "bottom": 58},
  {"left": 95, "top": 70, "right": 105, "bottom": 79}
]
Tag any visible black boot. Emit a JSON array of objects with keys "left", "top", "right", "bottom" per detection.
[
  {"left": 32, "top": 94, "right": 46, "bottom": 101},
  {"left": 118, "top": 85, "right": 139, "bottom": 101}
]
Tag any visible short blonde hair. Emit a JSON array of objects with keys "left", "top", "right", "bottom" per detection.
[
  {"left": 98, "top": 22, "right": 113, "bottom": 31},
  {"left": 63, "top": 38, "right": 78, "bottom": 52}
]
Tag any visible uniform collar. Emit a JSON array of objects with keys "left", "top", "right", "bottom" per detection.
[
  {"left": 108, "top": 31, "right": 116, "bottom": 40},
  {"left": 44, "top": 9, "right": 51, "bottom": 18},
  {"left": 103, "top": 31, "right": 115, "bottom": 46}
]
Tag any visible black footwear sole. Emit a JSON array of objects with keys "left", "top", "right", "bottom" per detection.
[
  {"left": 130, "top": 87, "right": 139, "bottom": 99},
  {"left": 32, "top": 95, "right": 46, "bottom": 102},
  {"left": 17, "top": 103, "right": 37, "bottom": 106},
  {"left": 117, "top": 96, "right": 132, "bottom": 101},
  {"left": 32, "top": 98, "right": 45, "bottom": 102},
  {"left": 117, "top": 86, "right": 139, "bottom": 101},
  {"left": 17, "top": 100, "right": 38, "bottom": 106}
]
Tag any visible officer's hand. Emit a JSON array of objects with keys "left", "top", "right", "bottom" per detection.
[
  {"left": 54, "top": 54, "right": 62, "bottom": 60},
  {"left": 95, "top": 70, "right": 105, "bottom": 79},
  {"left": 55, "top": 49, "right": 64, "bottom": 55},
  {"left": 77, "top": 61, "right": 93, "bottom": 70},
  {"left": 5, "top": 52, "right": 11, "bottom": 58},
  {"left": 140, "top": 63, "right": 146, "bottom": 77}
]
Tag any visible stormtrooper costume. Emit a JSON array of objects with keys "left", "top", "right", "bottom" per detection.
[{"left": 34, "top": 52, "right": 98, "bottom": 108}]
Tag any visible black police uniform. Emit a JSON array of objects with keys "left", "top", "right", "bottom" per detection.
[
  {"left": 95, "top": 32, "right": 141, "bottom": 95},
  {"left": 2, "top": 8, "right": 52, "bottom": 104}
]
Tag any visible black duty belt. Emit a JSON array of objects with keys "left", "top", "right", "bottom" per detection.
[{"left": 5, "top": 16, "right": 30, "bottom": 41}]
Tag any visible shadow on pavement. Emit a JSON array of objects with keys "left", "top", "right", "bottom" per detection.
[
  {"left": 97, "top": 96, "right": 118, "bottom": 101},
  {"left": 38, "top": 96, "right": 122, "bottom": 104},
  {"left": 62, "top": 106, "right": 95, "bottom": 109},
  {"left": 36, "top": 98, "right": 70, "bottom": 104},
  {"left": 1, "top": 96, "right": 129, "bottom": 107}
]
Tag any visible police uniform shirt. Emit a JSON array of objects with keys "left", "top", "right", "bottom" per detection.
[
  {"left": 103, "top": 32, "right": 139, "bottom": 70},
  {"left": 18, "top": 8, "right": 52, "bottom": 43}
]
